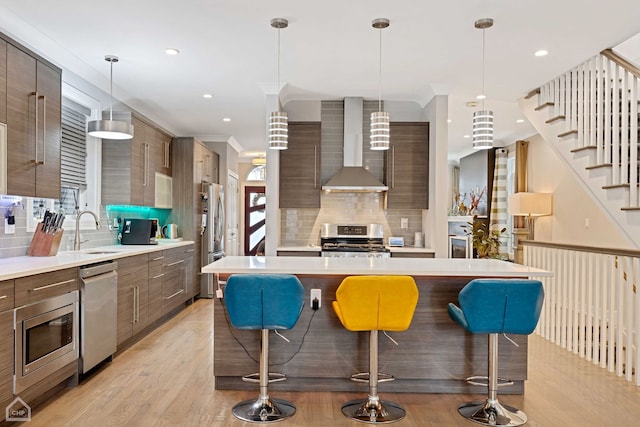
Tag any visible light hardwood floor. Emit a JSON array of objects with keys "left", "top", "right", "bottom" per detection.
[{"left": 25, "top": 299, "right": 640, "bottom": 426}]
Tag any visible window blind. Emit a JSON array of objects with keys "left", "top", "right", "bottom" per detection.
[{"left": 61, "top": 103, "right": 87, "bottom": 188}]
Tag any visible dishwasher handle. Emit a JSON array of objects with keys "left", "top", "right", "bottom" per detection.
[
  {"left": 79, "top": 261, "right": 118, "bottom": 278},
  {"left": 80, "top": 270, "right": 118, "bottom": 288}
]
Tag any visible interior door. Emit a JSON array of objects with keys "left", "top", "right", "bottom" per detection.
[{"left": 244, "top": 186, "right": 265, "bottom": 255}]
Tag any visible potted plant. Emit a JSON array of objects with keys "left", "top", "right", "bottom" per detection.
[{"left": 463, "top": 215, "right": 506, "bottom": 258}]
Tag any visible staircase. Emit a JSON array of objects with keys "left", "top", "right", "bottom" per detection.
[{"left": 520, "top": 49, "right": 640, "bottom": 247}]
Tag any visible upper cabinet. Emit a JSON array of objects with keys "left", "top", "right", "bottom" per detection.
[
  {"left": 279, "top": 122, "right": 321, "bottom": 208},
  {"left": 0, "top": 40, "right": 7, "bottom": 125},
  {"left": 5, "top": 40, "right": 62, "bottom": 199},
  {"left": 102, "top": 113, "right": 173, "bottom": 207},
  {"left": 384, "top": 122, "right": 429, "bottom": 209}
]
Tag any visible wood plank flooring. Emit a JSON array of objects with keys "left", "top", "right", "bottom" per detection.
[{"left": 25, "top": 299, "right": 640, "bottom": 426}]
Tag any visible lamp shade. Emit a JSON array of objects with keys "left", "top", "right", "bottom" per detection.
[
  {"left": 252, "top": 156, "right": 266, "bottom": 166},
  {"left": 87, "top": 119, "right": 134, "bottom": 140},
  {"left": 508, "top": 192, "right": 553, "bottom": 217}
]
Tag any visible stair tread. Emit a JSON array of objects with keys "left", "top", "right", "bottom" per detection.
[
  {"left": 603, "top": 183, "right": 630, "bottom": 189},
  {"left": 546, "top": 115, "right": 566, "bottom": 124},
  {"left": 621, "top": 207, "right": 640, "bottom": 211},
  {"left": 558, "top": 129, "right": 578, "bottom": 137},
  {"left": 535, "top": 102, "right": 554, "bottom": 111},
  {"left": 571, "top": 146, "right": 597, "bottom": 153},
  {"left": 525, "top": 88, "right": 541, "bottom": 99},
  {"left": 586, "top": 163, "right": 612, "bottom": 170}
]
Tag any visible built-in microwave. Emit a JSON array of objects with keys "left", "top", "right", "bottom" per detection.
[{"left": 14, "top": 291, "right": 79, "bottom": 394}]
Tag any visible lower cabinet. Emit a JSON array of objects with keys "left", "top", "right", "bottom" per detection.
[
  {"left": 148, "top": 252, "right": 165, "bottom": 324},
  {"left": 0, "top": 309, "right": 13, "bottom": 419},
  {"left": 161, "top": 245, "right": 194, "bottom": 315},
  {"left": 116, "top": 254, "right": 149, "bottom": 345}
]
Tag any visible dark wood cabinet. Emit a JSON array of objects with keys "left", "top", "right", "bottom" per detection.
[
  {"left": 116, "top": 254, "right": 149, "bottom": 345},
  {"left": 102, "top": 114, "right": 173, "bottom": 207},
  {"left": 385, "top": 122, "right": 429, "bottom": 209},
  {"left": 148, "top": 253, "right": 165, "bottom": 324},
  {"left": 161, "top": 246, "right": 189, "bottom": 315},
  {"left": 171, "top": 137, "right": 216, "bottom": 292},
  {"left": 0, "top": 40, "right": 7, "bottom": 124},
  {"left": 6, "top": 43, "right": 61, "bottom": 199},
  {"left": 0, "top": 309, "right": 13, "bottom": 421},
  {"left": 279, "top": 122, "right": 321, "bottom": 208}
]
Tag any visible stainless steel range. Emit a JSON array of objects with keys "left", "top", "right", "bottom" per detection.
[{"left": 320, "top": 223, "right": 390, "bottom": 258}]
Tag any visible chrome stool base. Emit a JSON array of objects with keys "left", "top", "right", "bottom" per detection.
[
  {"left": 341, "top": 398, "right": 406, "bottom": 424},
  {"left": 232, "top": 397, "right": 296, "bottom": 423},
  {"left": 458, "top": 399, "right": 527, "bottom": 426}
]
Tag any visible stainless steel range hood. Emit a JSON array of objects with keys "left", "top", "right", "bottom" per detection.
[{"left": 322, "top": 97, "right": 388, "bottom": 192}]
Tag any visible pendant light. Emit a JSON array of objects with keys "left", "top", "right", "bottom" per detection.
[
  {"left": 370, "top": 18, "right": 390, "bottom": 151},
  {"left": 472, "top": 18, "right": 494, "bottom": 150},
  {"left": 268, "top": 18, "right": 288, "bottom": 150},
  {"left": 87, "top": 55, "right": 134, "bottom": 140}
]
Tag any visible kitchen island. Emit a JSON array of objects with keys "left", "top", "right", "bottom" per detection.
[{"left": 202, "top": 256, "right": 552, "bottom": 394}]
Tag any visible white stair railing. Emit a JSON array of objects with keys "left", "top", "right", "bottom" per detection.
[
  {"left": 524, "top": 241, "right": 640, "bottom": 385},
  {"left": 536, "top": 49, "right": 640, "bottom": 209}
]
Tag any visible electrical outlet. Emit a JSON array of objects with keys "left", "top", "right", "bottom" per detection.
[
  {"left": 401, "top": 217, "right": 408, "bottom": 229},
  {"left": 4, "top": 218, "right": 15, "bottom": 234},
  {"left": 310, "top": 289, "right": 321, "bottom": 309}
]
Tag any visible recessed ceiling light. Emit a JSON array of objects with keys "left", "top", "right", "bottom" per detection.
[
  {"left": 463, "top": 135, "right": 471, "bottom": 139},
  {"left": 476, "top": 94, "right": 486, "bottom": 100},
  {"left": 516, "top": 119, "right": 525, "bottom": 123},
  {"left": 223, "top": 117, "right": 231, "bottom": 122},
  {"left": 203, "top": 94, "right": 213, "bottom": 99},
  {"left": 534, "top": 49, "right": 548, "bottom": 57},
  {"left": 165, "top": 48, "right": 179, "bottom": 55}
]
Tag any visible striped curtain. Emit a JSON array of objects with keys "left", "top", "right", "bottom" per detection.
[{"left": 490, "top": 148, "right": 508, "bottom": 253}]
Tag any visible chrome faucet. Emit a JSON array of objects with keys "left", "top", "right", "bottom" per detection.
[{"left": 74, "top": 210, "right": 102, "bottom": 251}]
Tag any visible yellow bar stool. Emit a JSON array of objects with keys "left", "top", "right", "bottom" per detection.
[{"left": 333, "top": 275, "right": 419, "bottom": 424}]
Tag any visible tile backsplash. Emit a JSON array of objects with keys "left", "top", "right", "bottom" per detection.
[
  {"left": 0, "top": 199, "right": 117, "bottom": 259},
  {"left": 280, "top": 192, "right": 424, "bottom": 247}
]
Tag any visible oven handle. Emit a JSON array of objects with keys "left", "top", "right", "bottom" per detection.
[{"left": 30, "top": 279, "right": 75, "bottom": 292}]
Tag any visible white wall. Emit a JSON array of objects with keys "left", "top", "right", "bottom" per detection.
[{"left": 528, "top": 133, "right": 632, "bottom": 248}]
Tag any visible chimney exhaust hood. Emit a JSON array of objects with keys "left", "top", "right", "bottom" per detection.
[{"left": 322, "top": 97, "right": 388, "bottom": 192}]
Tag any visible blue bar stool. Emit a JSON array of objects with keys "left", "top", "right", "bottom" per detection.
[
  {"left": 447, "top": 278, "right": 544, "bottom": 426},
  {"left": 333, "top": 275, "right": 419, "bottom": 424},
  {"left": 224, "top": 274, "right": 305, "bottom": 423}
]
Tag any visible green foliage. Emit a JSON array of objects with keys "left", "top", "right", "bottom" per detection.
[{"left": 462, "top": 215, "right": 506, "bottom": 258}]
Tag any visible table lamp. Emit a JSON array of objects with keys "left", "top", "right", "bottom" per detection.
[{"left": 508, "top": 192, "right": 553, "bottom": 263}]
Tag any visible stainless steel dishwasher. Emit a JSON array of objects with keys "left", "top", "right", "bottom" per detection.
[{"left": 79, "top": 261, "right": 118, "bottom": 374}]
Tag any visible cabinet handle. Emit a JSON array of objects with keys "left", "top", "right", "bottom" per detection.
[
  {"left": 164, "top": 141, "right": 171, "bottom": 168},
  {"left": 186, "top": 249, "right": 194, "bottom": 253},
  {"left": 30, "top": 279, "right": 75, "bottom": 292},
  {"left": 143, "top": 143, "right": 150, "bottom": 186},
  {"left": 167, "top": 260, "right": 184, "bottom": 267},
  {"left": 391, "top": 145, "right": 395, "bottom": 189},
  {"left": 151, "top": 273, "right": 165, "bottom": 279},
  {"left": 0, "top": 295, "right": 7, "bottom": 300},
  {"left": 132, "top": 286, "right": 138, "bottom": 324},
  {"left": 152, "top": 256, "right": 165, "bottom": 261},
  {"left": 183, "top": 266, "right": 188, "bottom": 294},
  {"left": 38, "top": 95, "right": 46, "bottom": 165},
  {"left": 164, "top": 289, "right": 185, "bottom": 300},
  {"left": 314, "top": 145, "right": 318, "bottom": 189},
  {"left": 30, "top": 92, "right": 38, "bottom": 164}
]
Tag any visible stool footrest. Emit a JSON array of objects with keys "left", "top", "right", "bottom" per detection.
[
  {"left": 242, "top": 372, "right": 287, "bottom": 384},
  {"left": 465, "top": 375, "right": 514, "bottom": 388},
  {"left": 350, "top": 372, "right": 395, "bottom": 383}
]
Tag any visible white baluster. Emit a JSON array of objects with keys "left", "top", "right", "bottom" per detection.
[
  {"left": 612, "top": 62, "right": 621, "bottom": 185},
  {"left": 629, "top": 74, "right": 638, "bottom": 207}
]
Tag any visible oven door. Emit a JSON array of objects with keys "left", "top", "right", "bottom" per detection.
[{"left": 14, "top": 291, "right": 79, "bottom": 394}]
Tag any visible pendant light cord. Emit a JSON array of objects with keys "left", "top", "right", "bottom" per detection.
[
  {"left": 481, "top": 27, "right": 486, "bottom": 110},
  {"left": 378, "top": 27, "right": 382, "bottom": 112},
  {"left": 109, "top": 59, "right": 114, "bottom": 121},
  {"left": 277, "top": 27, "right": 281, "bottom": 110}
]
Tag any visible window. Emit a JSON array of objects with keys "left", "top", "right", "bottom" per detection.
[
  {"left": 27, "top": 83, "right": 102, "bottom": 231},
  {"left": 247, "top": 165, "right": 266, "bottom": 181}
]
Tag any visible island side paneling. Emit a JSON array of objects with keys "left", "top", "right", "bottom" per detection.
[{"left": 213, "top": 275, "right": 527, "bottom": 394}]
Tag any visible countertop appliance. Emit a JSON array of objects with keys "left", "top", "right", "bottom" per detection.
[
  {"left": 200, "top": 181, "right": 225, "bottom": 298},
  {"left": 79, "top": 261, "right": 118, "bottom": 374},
  {"left": 121, "top": 218, "right": 157, "bottom": 245},
  {"left": 320, "top": 223, "right": 390, "bottom": 258}
]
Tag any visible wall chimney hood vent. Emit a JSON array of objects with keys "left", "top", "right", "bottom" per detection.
[{"left": 322, "top": 97, "right": 388, "bottom": 192}]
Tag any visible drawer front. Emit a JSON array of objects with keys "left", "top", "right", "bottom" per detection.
[
  {"left": 15, "top": 268, "right": 78, "bottom": 307},
  {"left": 148, "top": 252, "right": 165, "bottom": 270},
  {"left": 0, "top": 280, "right": 14, "bottom": 311}
]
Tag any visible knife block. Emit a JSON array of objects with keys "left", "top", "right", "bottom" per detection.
[{"left": 28, "top": 223, "right": 64, "bottom": 256}]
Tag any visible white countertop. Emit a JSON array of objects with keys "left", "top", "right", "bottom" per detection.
[
  {"left": 276, "top": 246, "right": 435, "bottom": 253},
  {"left": 202, "top": 256, "right": 552, "bottom": 277},
  {"left": 0, "top": 240, "right": 195, "bottom": 281}
]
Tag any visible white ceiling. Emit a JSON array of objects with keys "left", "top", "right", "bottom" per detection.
[{"left": 0, "top": 0, "right": 639, "bottom": 162}]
